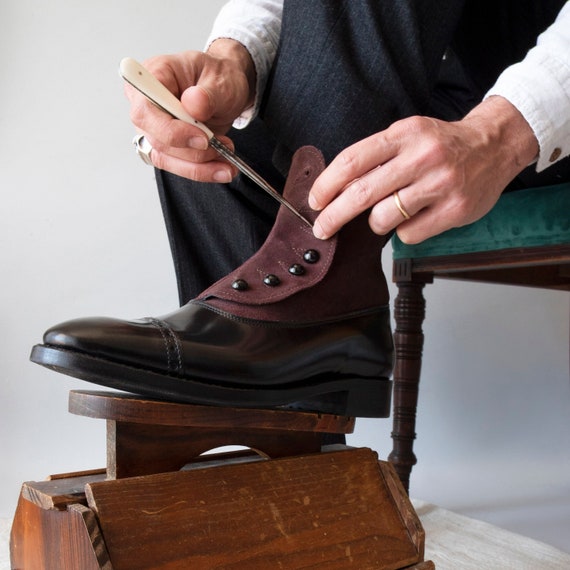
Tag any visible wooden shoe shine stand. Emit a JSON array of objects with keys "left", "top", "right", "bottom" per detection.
[{"left": 11, "top": 390, "right": 434, "bottom": 569}]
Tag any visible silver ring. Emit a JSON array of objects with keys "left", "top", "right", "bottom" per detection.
[{"left": 132, "top": 134, "right": 153, "bottom": 166}]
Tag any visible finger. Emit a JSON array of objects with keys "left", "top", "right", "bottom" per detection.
[
  {"left": 312, "top": 169, "right": 382, "bottom": 239},
  {"left": 124, "top": 74, "right": 214, "bottom": 151},
  {"left": 121, "top": 63, "right": 201, "bottom": 149},
  {"left": 309, "top": 132, "right": 397, "bottom": 210},
  {"left": 312, "top": 152, "right": 415, "bottom": 239},
  {"left": 145, "top": 130, "right": 218, "bottom": 163},
  {"left": 143, "top": 133, "right": 238, "bottom": 182},
  {"left": 386, "top": 187, "right": 474, "bottom": 244},
  {"left": 149, "top": 149, "right": 237, "bottom": 183},
  {"left": 128, "top": 94, "right": 213, "bottom": 152},
  {"left": 368, "top": 186, "right": 420, "bottom": 236},
  {"left": 142, "top": 55, "right": 189, "bottom": 97},
  {"left": 394, "top": 206, "right": 450, "bottom": 244}
]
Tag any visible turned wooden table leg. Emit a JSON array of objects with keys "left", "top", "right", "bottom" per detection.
[{"left": 388, "top": 277, "right": 428, "bottom": 494}]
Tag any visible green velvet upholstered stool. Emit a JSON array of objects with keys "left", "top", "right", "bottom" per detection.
[{"left": 388, "top": 182, "right": 570, "bottom": 492}]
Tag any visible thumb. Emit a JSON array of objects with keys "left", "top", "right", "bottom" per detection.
[{"left": 180, "top": 84, "right": 215, "bottom": 123}]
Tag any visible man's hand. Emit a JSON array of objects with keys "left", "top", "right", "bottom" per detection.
[
  {"left": 125, "top": 39, "right": 256, "bottom": 182},
  {"left": 309, "top": 96, "right": 539, "bottom": 243}
]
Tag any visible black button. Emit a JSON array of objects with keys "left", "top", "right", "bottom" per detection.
[
  {"left": 231, "top": 279, "right": 249, "bottom": 291},
  {"left": 289, "top": 263, "right": 305, "bottom": 276},
  {"left": 303, "top": 249, "right": 320, "bottom": 264},
  {"left": 263, "top": 274, "right": 281, "bottom": 287}
]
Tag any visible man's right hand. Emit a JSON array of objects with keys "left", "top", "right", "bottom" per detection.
[{"left": 125, "top": 39, "right": 256, "bottom": 182}]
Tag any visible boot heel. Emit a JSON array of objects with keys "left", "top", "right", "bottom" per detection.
[
  {"left": 284, "top": 378, "right": 393, "bottom": 418},
  {"left": 343, "top": 378, "right": 392, "bottom": 418}
]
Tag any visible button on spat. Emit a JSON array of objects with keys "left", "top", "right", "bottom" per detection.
[
  {"left": 231, "top": 279, "right": 249, "bottom": 291},
  {"left": 263, "top": 274, "right": 281, "bottom": 287},
  {"left": 303, "top": 249, "right": 320, "bottom": 264}
]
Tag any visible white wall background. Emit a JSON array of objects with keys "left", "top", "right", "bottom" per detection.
[{"left": 2, "top": 0, "right": 569, "bottom": 554}]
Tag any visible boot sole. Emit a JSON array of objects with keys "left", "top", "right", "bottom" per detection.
[{"left": 30, "top": 344, "right": 392, "bottom": 418}]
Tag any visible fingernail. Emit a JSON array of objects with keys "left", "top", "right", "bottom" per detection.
[
  {"left": 308, "top": 193, "right": 320, "bottom": 210},
  {"left": 213, "top": 169, "right": 233, "bottom": 183},
  {"left": 189, "top": 136, "right": 208, "bottom": 150},
  {"left": 313, "top": 220, "right": 327, "bottom": 240}
]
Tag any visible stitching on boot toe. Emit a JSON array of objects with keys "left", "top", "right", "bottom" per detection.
[{"left": 146, "top": 318, "right": 183, "bottom": 376}]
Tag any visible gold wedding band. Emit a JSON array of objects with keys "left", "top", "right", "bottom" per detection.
[{"left": 393, "top": 191, "right": 411, "bottom": 220}]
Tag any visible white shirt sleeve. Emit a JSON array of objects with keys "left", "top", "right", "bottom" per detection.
[
  {"left": 205, "top": 0, "right": 284, "bottom": 128},
  {"left": 485, "top": 1, "right": 570, "bottom": 172}
]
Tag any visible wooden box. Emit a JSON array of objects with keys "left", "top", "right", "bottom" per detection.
[{"left": 11, "top": 447, "right": 434, "bottom": 569}]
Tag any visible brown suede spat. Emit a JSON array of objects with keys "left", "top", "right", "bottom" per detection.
[
  {"left": 198, "top": 146, "right": 390, "bottom": 324},
  {"left": 199, "top": 146, "right": 336, "bottom": 306}
]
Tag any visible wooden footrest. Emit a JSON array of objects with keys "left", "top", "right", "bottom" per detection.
[
  {"left": 69, "top": 390, "right": 356, "bottom": 478},
  {"left": 11, "top": 447, "right": 434, "bottom": 569}
]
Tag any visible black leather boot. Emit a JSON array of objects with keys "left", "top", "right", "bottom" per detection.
[{"left": 31, "top": 147, "right": 394, "bottom": 417}]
